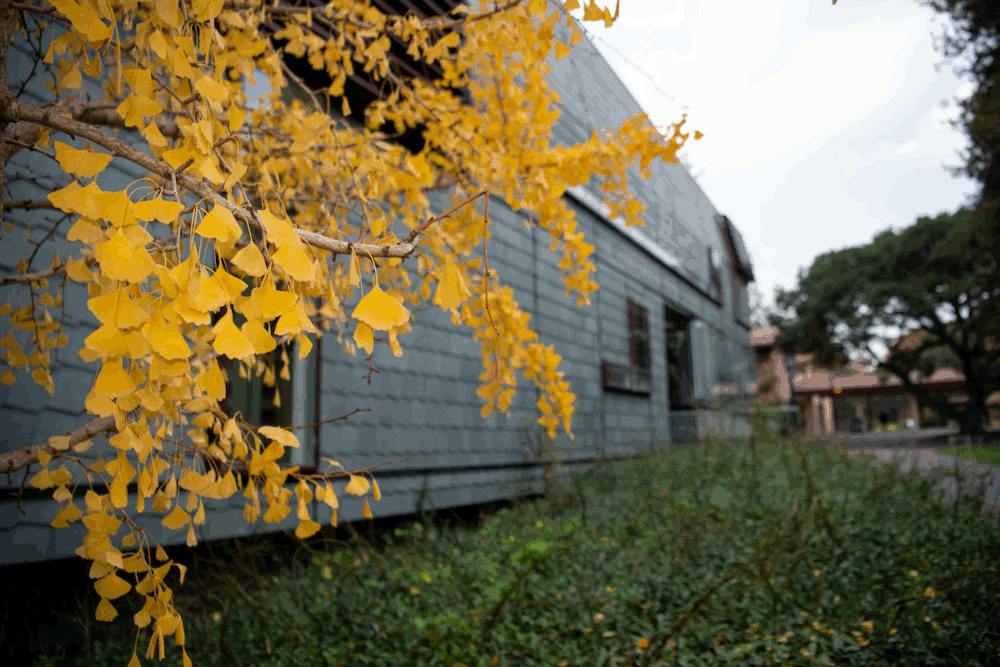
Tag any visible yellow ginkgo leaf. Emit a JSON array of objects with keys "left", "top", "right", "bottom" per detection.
[
  {"left": 555, "top": 42, "right": 571, "bottom": 60},
  {"left": 582, "top": 0, "right": 602, "bottom": 20},
  {"left": 252, "top": 285, "right": 297, "bottom": 321},
  {"left": 229, "top": 106, "right": 246, "bottom": 132},
  {"left": 187, "top": 269, "right": 228, "bottom": 313},
  {"left": 570, "top": 26, "right": 583, "bottom": 45},
  {"left": 363, "top": 498, "right": 372, "bottom": 519},
  {"left": 344, "top": 474, "right": 370, "bottom": 496},
  {"left": 93, "top": 358, "right": 137, "bottom": 398},
  {"left": 223, "top": 160, "right": 247, "bottom": 192},
  {"left": 258, "top": 426, "right": 300, "bottom": 449},
  {"left": 196, "top": 359, "right": 226, "bottom": 400},
  {"left": 95, "top": 596, "right": 118, "bottom": 622},
  {"left": 212, "top": 266, "right": 247, "bottom": 302},
  {"left": 353, "top": 320, "right": 373, "bottom": 355},
  {"left": 195, "top": 205, "right": 241, "bottom": 242},
  {"left": 50, "top": 181, "right": 100, "bottom": 218},
  {"left": 433, "top": 261, "right": 471, "bottom": 312},
  {"left": 143, "top": 121, "right": 168, "bottom": 147},
  {"left": 351, "top": 283, "right": 410, "bottom": 331},
  {"left": 231, "top": 242, "right": 267, "bottom": 277},
  {"left": 295, "top": 518, "right": 321, "bottom": 539},
  {"left": 348, "top": 249, "right": 361, "bottom": 287},
  {"left": 274, "top": 305, "right": 308, "bottom": 337},
  {"left": 173, "top": 294, "right": 213, "bottom": 326},
  {"left": 212, "top": 312, "right": 255, "bottom": 360},
  {"left": 54, "top": 141, "right": 113, "bottom": 178},
  {"left": 66, "top": 217, "right": 104, "bottom": 245},
  {"left": 65, "top": 258, "right": 93, "bottom": 282},
  {"left": 94, "top": 572, "right": 131, "bottom": 600},
  {"left": 271, "top": 243, "right": 315, "bottom": 282},
  {"left": 298, "top": 334, "right": 313, "bottom": 360},
  {"left": 193, "top": 208, "right": 228, "bottom": 240},
  {"left": 257, "top": 209, "right": 300, "bottom": 248},
  {"left": 94, "top": 230, "right": 154, "bottom": 284},
  {"left": 95, "top": 189, "right": 136, "bottom": 227},
  {"left": 194, "top": 75, "right": 229, "bottom": 103},
  {"left": 241, "top": 318, "right": 277, "bottom": 354},
  {"left": 85, "top": 323, "right": 129, "bottom": 358},
  {"left": 133, "top": 197, "right": 185, "bottom": 224},
  {"left": 162, "top": 146, "right": 192, "bottom": 169},
  {"left": 161, "top": 503, "right": 189, "bottom": 531},
  {"left": 149, "top": 322, "right": 191, "bottom": 360},
  {"left": 388, "top": 328, "right": 403, "bottom": 357},
  {"left": 123, "top": 224, "right": 153, "bottom": 249},
  {"left": 168, "top": 254, "right": 196, "bottom": 293}
]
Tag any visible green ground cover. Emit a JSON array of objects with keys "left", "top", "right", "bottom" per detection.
[
  {"left": 33, "top": 440, "right": 1000, "bottom": 667},
  {"left": 936, "top": 446, "right": 1000, "bottom": 466}
]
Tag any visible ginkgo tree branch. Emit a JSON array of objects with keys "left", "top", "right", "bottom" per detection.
[
  {"left": 224, "top": 0, "right": 525, "bottom": 34},
  {"left": 0, "top": 414, "right": 116, "bottom": 477},
  {"left": 1, "top": 98, "right": 425, "bottom": 259},
  {"left": 0, "top": 262, "right": 73, "bottom": 285},
  {"left": 1, "top": 198, "right": 58, "bottom": 211}
]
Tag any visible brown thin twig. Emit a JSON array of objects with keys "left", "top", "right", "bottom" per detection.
[
  {"left": 285, "top": 407, "right": 372, "bottom": 430},
  {"left": 312, "top": 448, "right": 428, "bottom": 476},
  {"left": 403, "top": 189, "right": 487, "bottom": 244},
  {"left": 482, "top": 192, "right": 498, "bottom": 336}
]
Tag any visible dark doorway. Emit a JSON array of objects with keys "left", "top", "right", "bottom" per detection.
[{"left": 664, "top": 306, "right": 694, "bottom": 411}]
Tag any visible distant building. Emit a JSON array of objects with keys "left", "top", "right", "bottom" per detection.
[{"left": 751, "top": 325, "right": 1000, "bottom": 436}]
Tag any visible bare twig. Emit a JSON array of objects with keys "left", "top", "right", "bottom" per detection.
[
  {"left": 285, "top": 406, "right": 372, "bottom": 431},
  {"left": 403, "top": 189, "right": 488, "bottom": 244}
]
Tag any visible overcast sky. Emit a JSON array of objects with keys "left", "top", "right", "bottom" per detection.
[{"left": 569, "top": 0, "right": 979, "bottom": 310}]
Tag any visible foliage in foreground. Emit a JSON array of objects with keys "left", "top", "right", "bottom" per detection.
[
  {"left": 34, "top": 440, "right": 1000, "bottom": 667},
  {"left": 1, "top": 0, "right": 681, "bottom": 657}
]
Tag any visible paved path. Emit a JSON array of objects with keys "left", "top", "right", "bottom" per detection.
[
  {"left": 844, "top": 447, "right": 1000, "bottom": 517},
  {"left": 838, "top": 425, "right": 1000, "bottom": 447}
]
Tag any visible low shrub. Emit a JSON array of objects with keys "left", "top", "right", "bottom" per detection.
[{"left": 32, "top": 440, "right": 1000, "bottom": 667}]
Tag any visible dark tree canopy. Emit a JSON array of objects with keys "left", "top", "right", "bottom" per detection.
[
  {"left": 924, "top": 0, "right": 1000, "bottom": 226},
  {"left": 772, "top": 207, "right": 999, "bottom": 434}
]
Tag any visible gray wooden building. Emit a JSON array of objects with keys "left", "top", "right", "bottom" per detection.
[{"left": 0, "top": 1, "right": 756, "bottom": 564}]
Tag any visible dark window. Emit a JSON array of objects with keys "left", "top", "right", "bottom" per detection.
[
  {"left": 223, "top": 323, "right": 318, "bottom": 468},
  {"left": 732, "top": 276, "right": 750, "bottom": 327},
  {"left": 627, "top": 299, "right": 651, "bottom": 370},
  {"left": 708, "top": 246, "right": 722, "bottom": 303},
  {"left": 665, "top": 306, "right": 694, "bottom": 410}
]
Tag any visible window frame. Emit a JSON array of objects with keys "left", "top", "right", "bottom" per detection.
[
  {"left": 664, "top": 304, "right": 695, "bottom": 411},
  {"left": 732, "top": 275, "right": 751, "bottom": 329},
  {"left": 707, "top": 246, "right": 723, "bottom": 305},
  {"left": 627, "top": 298, "right": 652, "bottom": 370}
]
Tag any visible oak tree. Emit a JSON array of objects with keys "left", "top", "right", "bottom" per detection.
[{"left": 771, "top": 207, "right": 999, "bottom": 435}]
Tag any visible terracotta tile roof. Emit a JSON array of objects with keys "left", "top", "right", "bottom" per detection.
[
  {"left": 750, "top": 325, "right": 779, "bottom": 348},
  {"left": 795, "top": 366, "right": 968, "bottom": 394}
]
